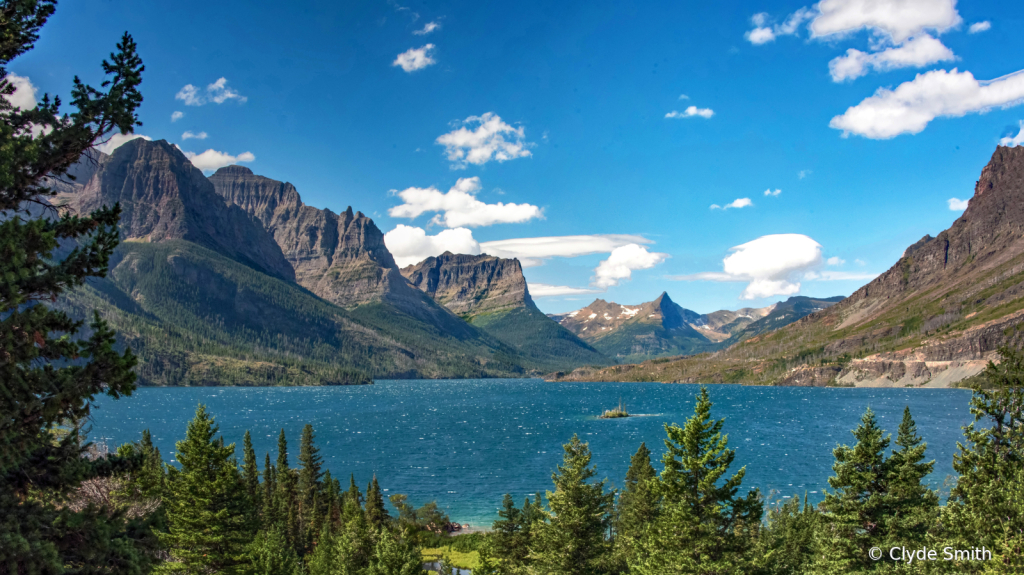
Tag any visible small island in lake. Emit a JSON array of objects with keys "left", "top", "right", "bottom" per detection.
[{"left": 599, "top": 398, "right": 630, "bottom": 419}]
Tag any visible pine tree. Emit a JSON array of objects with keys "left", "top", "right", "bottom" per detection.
[
  {"left": 348, "top": 474, "right": 364, "bottom": 508},
  {"left": 631, "top": 386, "right": 762, "bottom": 575},
  {"left": 491, "top": 494, "right": 529, "bottom": 574},
  {"left": 811, "top": 407, "right": 891, "bottom": 572},
  {"left": 298, "top": 424, "right": 325, "bottom": 553},
  {"left": 159, "top": 404, "right": 255, "bottom": 573},
  {"left": 615, "top": 442, "right": 659, "bottom": 568},
  {"left": 276, "top": 428, "right": 300, "bottom": 553},
  {"left": 530, "top": 434, "right": 615, "bottom": 575},
  {"left": 248, "top": 525, "right": 301, "bottom": 575},
  {"left": 366, "top": 475, "right": 390, "bottom": 529},
  {"left": 264, "top": 452, "right": 278, "bottom": 525},
  {"left": 243, "top": 430, "right": 262, "bottom": 520},
  {"left": 0, "top": 2, "right": 148, "bottom": 570},
  {"left": 882, "top": 407, "right": 938, "bottom": 548},
  {"left": 365, "top": 528, "right": 421, "bottom": 575},
  {"left": 753, "top": 494, "right": 819, "bottom": 575}
]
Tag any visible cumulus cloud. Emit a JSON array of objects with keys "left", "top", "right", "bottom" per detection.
[
  {"left": 810, "top": 0, "right": 961, "bottom": 44},
  {"left": 830, "top": 68, "right": 1024, "bottom": 139},
  {"left": 435, "top": 112, "right": 533, "bottom": 168},
  {"left": 413, "top": 21, "right": 440, "bottom": 35},
  {"left": 529, "top": 283, "right": 602, "bottom": 297},
  {"left": 4, "top": 74, "right": 37, "bottom": 109},
  {"left": 665, "top": 106, "right": 714, "bottom": 119},
  {"left": 181, "top": 131, "right": 207, "bottom": 141},
  {"left": 764, "top": 189, "right": 782, "bottom": 197},
  {"left": 828, "top": 35, "right": 956, "bottom": 82},
  {"left": 176, "top": 78, "right": 247, "bottom": 106},
  {"left": 745, "top": 8, "right": 815, "bottom": 44},
  {"left": 480, "top": 234, "right": 652, "bottom": 267},
  {"left": 948, "top": 197, "right": 969, "bottom": 211},
  {"left": 592, "top": 244, "right": 670, "bottom": 289},
  {"left": 171, "top": 111, "right": 184, "bottom": 122},
  {"left": 999, "top": 121, "right": 1024, "bottom": 146},
  {"left": 827, "top": 256, "right": 845, "bottom": 265},
  {"left": 968, "top": 21, "right": 991, "bottom": 34},
  {"left": 393, "top": 44, "right": 437, "bottom": 72},
  {"left": 383, "top": 224, "right": 481, "bottom": 267},
  {"left": 94, "top": 133, "right": 152, "bottom": 154},
  {"left": 184, "top": 149, "right": 255, "bottom": 172},
  {"left": 710, "top": 198, "right": 753, "bottom": 210},
  {"left": 670, "top": 234, "right": 824, "bottom": 300},
  {"left": 389, "top": 177, "right": 542, "bottom": 228}
]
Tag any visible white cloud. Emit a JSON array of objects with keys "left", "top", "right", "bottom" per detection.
[
  {"left": 764, "top": 188, "right": 782, "bottom": 197},
  {"left": 710, "top": 198, "right": 753, "bottom": 210},
  {"left": 745, "top": 8, "right": 815, "bottom": 44},
  {"left": 968, "top": 21, "right": 991, "bottom": 34},
  {"left": 436, "top": 112, "right": 533, "bottom": 168},
  {"left": 805, "top": 270, "right": 878, "bottom": 281},
  {"left": 388, "top": 177, "right": 542, "bottom": 228},
  {"left": 393, "top": 44, "right": 437, "bottom": 72},
  {"left": 175, "top": 78, "right": 247, "bottom": 106},
  {"left": 830, "top": 68, "right": 1024, "bottom": 139},
  {"left": 529, "top": 283, "right": 601, "bottom": 297},
  {"left": 999, "top": 121, "right": 1024, "bottom": 146},
  {"left": 828, "top": 35, "right": 956, "bottom": 82},
  {"left": 948, "top": 197, "right": 969, "bottom": 211},
  {"left": 184, "top": 149, "right": 255, "bottom": 172},
  {"left": 827, "top": 256, "right": 845, "bottom": 265},
  {"left": 810, "top": 0, "right": 962, "bottom": 44},
  {"left": 4, "top": 74, "right": 37, "bottom": 109},
  {"left": 171, "top": 111, "right": 184, "bottom": 122},
  {"left": 592, "top": 244, "right": 670, "bottom": 289},
  {"left": 665, "top": 106, "right": 714, "bottom": 119},
  {"left": 746, "top": 26, "right": 776, "bottom": 45},
  {"left": 678, "top": 94, "right": 690, "bottom": 100},
  {"left": 798, "top": 169, "right": 812, "bottom": 179},
  {"left": 670, "top": 234, "right": 823, "bottom": 300},
  {"left": 94, "top": 133, "right": 152, "bottom": 154},
  {"left": 182, "top": 131, "right": 208, "bottom": 141},
  {"left": 413, "top": 21, "right": 440, "bottom": 35},
  {"left": 383, "top": 224, "right": 481, "bottom": 267},
  {"left": 480, "top": 234, "right": 652, "bottom": 267}
]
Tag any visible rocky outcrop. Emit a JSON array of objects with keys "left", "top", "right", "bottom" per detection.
[
  {"left": 74, "top": 140, "right": 294, "bottom": 281},
  {"left": 209, "top": 165, "right": 431, "bottom": 311},
  {"left": 401, "top": 252, "right": 534, "bottom": 316}
]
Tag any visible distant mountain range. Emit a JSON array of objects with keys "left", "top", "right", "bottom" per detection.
[{"left": 552, "top": 146, "right": 1024, "bottom": 388}]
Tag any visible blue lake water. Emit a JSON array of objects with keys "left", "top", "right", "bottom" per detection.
[{"left": 88, "top": 379, "right": 974, "bottom": 528}]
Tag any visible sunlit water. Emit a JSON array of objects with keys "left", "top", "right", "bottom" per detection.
[{"left": 89, "top": 379, "right": 974, "bottom": 527}]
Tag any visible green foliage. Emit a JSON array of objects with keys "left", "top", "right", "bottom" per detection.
[
  {"left": 467, "top": 306, "right": 612, "bottom": 371},
  {"left": 364, "top": 529, "right": 422, "bottom": 575},
  {"left": 530, "top": 434, "right": 615, "bottom": 575},
  {"left": 0, "top": 1, "right": 155, "bottom": 570},
  {"left": 490, "top": 494, "right": 530, "bottom": 575},
  {"left": 365, "top": 476, "right": 390, "bottom": 529},
  {"left": 158, "top": 405, "right": 254, "bottom": 573},
  {"left": 753, "top": 495, "right": 819, "bottom": 575},
  {"left": 248, "top": 526, "right": 301, "bottom": 575},
  {"left": 614, "top": 442, "right": 659, "bottom": 568},
  {"left": 631, "top": 386, "right": 762, "bottom": 575}
]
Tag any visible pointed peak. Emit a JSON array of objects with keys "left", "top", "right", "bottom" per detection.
[{"left": 345, "top": 206, "right": 354, "bottom": 217}]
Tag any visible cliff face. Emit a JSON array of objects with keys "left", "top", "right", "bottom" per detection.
[
  {"left": 401, "top": 252, "right": 535, "bottom": 316},
  {"left": 209, "top": 166, "right": 426, "bottom": 310},
  {"left": 75, "top": 140, "right": 294, "bottom": 281}
]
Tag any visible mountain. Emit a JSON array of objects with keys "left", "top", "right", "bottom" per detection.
[
  {"left": 551, "top": 146, "right": 1024, "bottom": 387},
  {"left": 690, "top": 305, "right": 775, "bottom": 342},
  {"left": 72, "top": 140, "right": 294, "bottom": 281},
  {"left": 553, "top": 293, "right": 715, "bottom": 361},
  {"left": 718, "top": 296, "right": 844, "bottom": 346},
  {"left": 59, "top": 141, "right": 534, "bottom": 385},
  {"left": 401, "top": 252, "right": 610, "bottom": 370},
  {"left": 208, "top": 165, "right": 477, "bottom": 334}
]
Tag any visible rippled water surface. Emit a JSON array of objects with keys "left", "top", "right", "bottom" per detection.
[{"left": 89, "top": 379, "right": 974, "bottom": 527}]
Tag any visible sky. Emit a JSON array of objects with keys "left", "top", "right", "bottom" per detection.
[{"left": 8, "top": 0, "right": 1024, "bottom": 314}]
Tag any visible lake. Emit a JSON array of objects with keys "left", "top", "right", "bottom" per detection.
[{"left": 88, "top": 379, "right": 975, "bottom": 528}]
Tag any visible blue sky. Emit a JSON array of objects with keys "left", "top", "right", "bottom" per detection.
[{"left": 10, "top": 0, "right": 1024, "bottom": 314}]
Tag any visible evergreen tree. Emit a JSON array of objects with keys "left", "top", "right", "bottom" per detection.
[
  {"left": 264, "top": 452, "right": 278, "bottom": 525},
  {"left": 248, "top": 525, "right": 301, "bottom": 575},
  {"left": 299, "top": 424, "right": 325, "bottom": 552},
  {"left": 811, "top": 407, "right": 891, "bottom": 572},
  {"left": 276, "top": 428, "right": 300, "bottom": 553},
  {"left": 614, "top": 442, "right": 659, "bottom": 568},
  {"left": 366, "top": 475, "right": 390, "bottom": 529},
  {"left": 882, "top": 407, "right": 938, "bottom": 548},
  {"left": 243, "top": 430, "right": 262, "bottom": 519},
  {"left": 159, "top": 404, "right": 255, "bottom": 573},
  {"left": 348, "top": 474, "right": 364, "bottom": 508},
  {"left": 942, "top": 347, "right": 1024, "bottom": 571},
  {"left": 753, "top": 494, "right": 819, "bottom": 575},
  {"left": 0, "top": 2, "right": 148, "bottom": 570},
  {"left": 491, "top": 494, "right": 529, "bottom": 574},
  {"left": 364, "top": 529, "right": 421, "bottom": 575},
  {"left": 530, "top": 434, "right": 615, "bottom": 575},
  {"left": 631, "top": 386, "right": 762, "bottom": 575}
]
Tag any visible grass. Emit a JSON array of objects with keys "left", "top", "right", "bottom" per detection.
[{"left": 421, "top": 548, "right": 481, "bottom": 570}]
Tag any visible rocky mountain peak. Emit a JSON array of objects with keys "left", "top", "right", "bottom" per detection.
[
  {"left": 76, "top": 139, "right": 294, "bottom": 281},
  {"left": 401, "top": 252, "right": 534, "bottom": 316}
]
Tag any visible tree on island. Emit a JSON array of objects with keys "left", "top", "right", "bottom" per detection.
[
  {"left": 0, "top": 0, "right": 149, "bottom": 570},
  {"left": 631, "top": 386, "right": 762, "bottom": 575},
  {"left": 530, "top": 434, "right": 615, "bottom": 575}
]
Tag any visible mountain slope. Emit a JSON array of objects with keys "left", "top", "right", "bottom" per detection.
[
  {"left": 719, "top": 296, "right": 844, "bottom": 346},
  {"left": 552, "top": 146, "right": 1024, "bottom": 387},
  {"left": 401, "top": 252, "right": 610, "bottom": 370}
]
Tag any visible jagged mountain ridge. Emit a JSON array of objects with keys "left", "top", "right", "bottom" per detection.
[{"left": 551, "top": 146, "right": 1024, "bottom": 387}]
